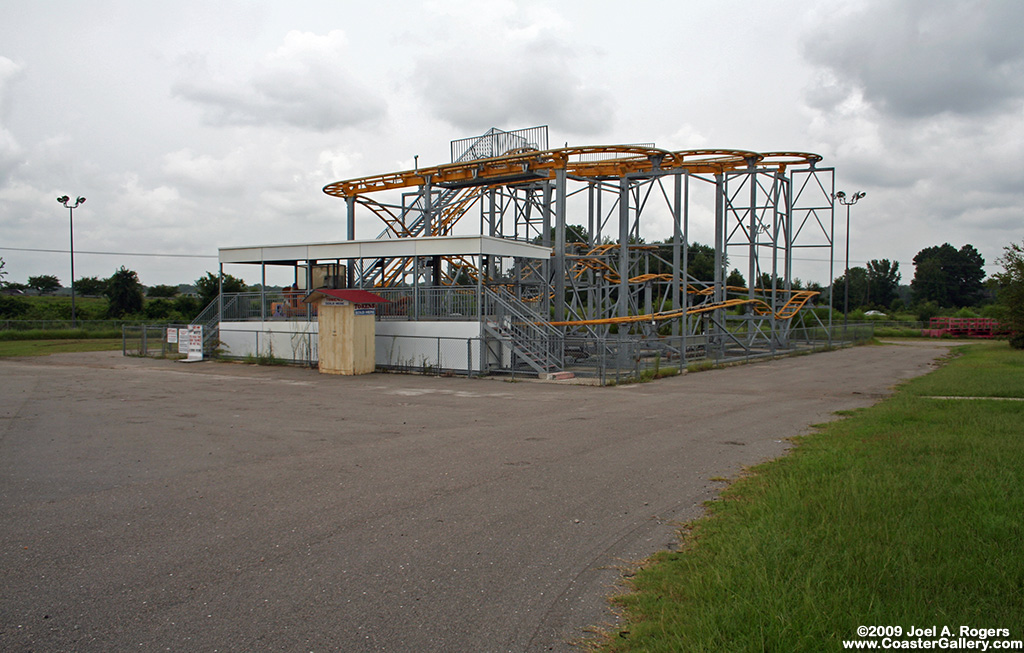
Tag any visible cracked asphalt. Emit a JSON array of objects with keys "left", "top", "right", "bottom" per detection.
[{"left": 0, "top": 343, "right": 950, "bottom": 652}]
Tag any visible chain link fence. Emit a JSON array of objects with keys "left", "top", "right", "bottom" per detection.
[
  {"left": 375, "top": 333, "right": 482, "bottom": 376},
  {"left": 122, "top": 324, "right": 191, "bottom": 358},
  {"left": 123, "top": 321, "right": 877, "bottom": 383},
  {"left": 553, "top": 323, "right": 875, "bottom": 384}
]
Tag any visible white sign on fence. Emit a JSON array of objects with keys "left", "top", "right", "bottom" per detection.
[
  {"left": 166, "top": 328, "right": 178, "bottom": 344},
  {"left": 187, "top": 325, "right": 203, "bottom": 361},
  {"left": 178, "top": 328, "right": 189, "bottom": 354}
]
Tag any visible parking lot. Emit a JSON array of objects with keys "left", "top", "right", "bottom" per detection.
[{"left": 0, "top": 344, "right": 948, "bottom": 651}]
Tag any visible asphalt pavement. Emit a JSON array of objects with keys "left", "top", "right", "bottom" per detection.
[{"left": 0, "top": 343, "right": 949, "bottom": 652}]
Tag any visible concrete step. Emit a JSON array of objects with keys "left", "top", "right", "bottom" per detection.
[{"left": 540, "top": 371, "right": 575, "bottom": 381}]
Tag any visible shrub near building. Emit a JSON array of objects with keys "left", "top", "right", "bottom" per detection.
[{"left": 995, "top": 241, "right": 1024, "bottom": 349}]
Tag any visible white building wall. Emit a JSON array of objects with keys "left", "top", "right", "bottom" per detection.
[
  {"left": 375, "top": 321, "right": 480, "bottom": 372},
  {"left": 219, "top": 321, "right": 319, "bottom": 362},
  {"left": 218, "top": 320, "right": 482, "bottom": 372}
]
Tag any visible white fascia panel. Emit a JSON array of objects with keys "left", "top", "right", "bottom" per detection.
[{"left": 219, "top": 247, "right": 264, "bottom": 264}]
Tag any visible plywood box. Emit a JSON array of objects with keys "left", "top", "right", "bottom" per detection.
[
  {"left": 303, "top": 289, "right": 389, "bottom": 376},
  {"left": 318, "top": 302, "right": 376, "bottom": 375}
]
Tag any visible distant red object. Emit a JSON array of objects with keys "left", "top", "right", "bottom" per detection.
[{"left": 922, "top": 317, "right": 1009, "bottom": 338}]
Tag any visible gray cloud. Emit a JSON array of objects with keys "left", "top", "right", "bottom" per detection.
[
  {"left": 803, "top": 0, "right": 1024, "bottom": 119},
  {"left": 414, "top": 61, "right": 614, "bottom": 136},
  {"left": 0, "top": 56, "right": 25, "bottom": 185},
  {"left": 173, "top": 30, "right": 386, "bottom": 132},
  {"left": 410, "top": 7, "right": 614, "bottom": 136}
]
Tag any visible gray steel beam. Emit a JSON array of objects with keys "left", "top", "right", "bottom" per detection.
[
  {"left": 618, "top": 178, "right": 630, "bottom": 320},
  {"left": 553, "top": 168, "right": 567, "bottom": 324}
]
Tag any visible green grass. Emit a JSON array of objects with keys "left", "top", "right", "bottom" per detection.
[
  {"left": 0, "top": 338, "right": 124, "bottom": 357},
  {"left": 0, "top": 327, "right": 122, "bottom": 341},
  {"left": 902, "top": 343, "right": 1024, "bottom": 398},
  {"left": 604, "top": 341, "right": 1024, "bottom": 652},
  {"left": 873, "top": 325, "right": 925, "bottom": 338},
  {"left": 0, "top": 294, "right": 111, "bottom": 321}
]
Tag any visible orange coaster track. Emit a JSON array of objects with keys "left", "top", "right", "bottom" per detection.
[
  {"left": 546, "top": 289, "right": 820, "bottom": 327},
  {"left": 324, "top": 147, "right": 822, "bottom": 201}
]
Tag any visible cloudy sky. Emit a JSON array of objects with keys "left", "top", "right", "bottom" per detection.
[{"left": 1, "top": 0, "right": 1021, "bottom": 288}]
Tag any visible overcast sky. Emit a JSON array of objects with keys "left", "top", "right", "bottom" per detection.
[{"left": 1, "top": 0, "right": 1021, "bottom": 288}]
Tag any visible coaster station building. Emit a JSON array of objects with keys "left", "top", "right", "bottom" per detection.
[{"left": 209, "top": 127, "right": 840, "bottom": 381}]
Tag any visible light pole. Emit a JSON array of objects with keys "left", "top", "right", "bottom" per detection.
[
  {"left": 57, "top": 195, "right": 86, "bottom": 328},
  {"left": 832, "top": 190, "right": 865, "bottom": 339}
]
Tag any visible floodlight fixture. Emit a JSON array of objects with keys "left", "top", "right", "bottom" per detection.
[
  {"left": 57, "top": 194, "right": 87, "bottom": 327},
  {"left": 832, "top": 190, "right": 866, "bottom": 337}
]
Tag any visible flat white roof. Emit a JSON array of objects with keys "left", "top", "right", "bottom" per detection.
[{"left": 219, "top": 235, "right": 552, "bottom": 265}]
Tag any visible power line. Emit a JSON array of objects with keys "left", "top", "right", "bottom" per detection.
[
  {"left": 0, "top": 246, "right": 216, "bottom": 259},
  {"left": 3, "top": 246, "right": 999, "bottom": 269}
]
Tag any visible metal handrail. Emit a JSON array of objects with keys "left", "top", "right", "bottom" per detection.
[{"left": 482, "top": 286, "right": 563, "bottom": 371}]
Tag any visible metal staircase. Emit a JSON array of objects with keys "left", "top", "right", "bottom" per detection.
[
  {"left": 481, "top": 286, "right": 563, "bottom": 375},
  {"left": 190, "top": 295, "right": 235, "bottom": 355},
  {"left": 359, "top": 187, "right": 471, "bottom": 288}
]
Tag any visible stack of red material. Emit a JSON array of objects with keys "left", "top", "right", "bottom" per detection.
[{"left": 923, "top": 317, "right": 1009, "bottom": 338}]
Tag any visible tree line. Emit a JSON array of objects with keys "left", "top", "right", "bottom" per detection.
[
  {"left": 0, "top": 261, "right": 248, "bottom": 322},
  {"left": 832, "top": 243, "right": 995, "bottom": 319},
  {"left": 2, "top": 238, "right": 1023, "bottom": 347}
]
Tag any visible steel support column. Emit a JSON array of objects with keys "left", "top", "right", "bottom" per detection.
[{"left": 553, "top": 168, "right": 567, "bottom": 324}]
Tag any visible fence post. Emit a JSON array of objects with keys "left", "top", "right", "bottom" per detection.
[
  {"left": 634, "top": 341, "right": 640, "bottom": 379},
  {"left": 466, "top": 339, "right": 473, "bottom": 378}
]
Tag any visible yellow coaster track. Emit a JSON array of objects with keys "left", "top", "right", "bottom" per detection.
[
  {"left": 546, "top": 289, "right": 820, "bottom": 326},
  {"left": 324, "top": 147, "right": 822, "bottom": 200}
]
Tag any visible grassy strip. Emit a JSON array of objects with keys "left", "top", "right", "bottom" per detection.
[
  {"left": 0, "top": 339, "right": 124, "bottom": 357},
  {"left": 0, "top": 327, "right": 123, "bottom": 341},
  {"left": 605, "top": 341, "right": 1024, "bottom": 652},
  {"left": 873, "top": 326, "right": 925, "bottom": 338},
  {"left": 902, "top": 343, "right": 1024, "bottom": 398}
]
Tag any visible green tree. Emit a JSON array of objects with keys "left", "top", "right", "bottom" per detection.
[
  {"left": 645, "top": 240, "right": 728, "bottom": 283},
  {"left": 173, "top": 295, "right": 201, "bottom": 319},
  {"left": 195, "top": 271, "right": 246, "bottom": 308},
  {"left": 147, "top": 284, "right": 179, "bottom": 298},
  {"left": 535, "top": 224, "right": 591, "bottom": 246},
  {"left": 27, "top": 274, "right": 62, "bottom": 295},
  {"left": 143, "top": 298, "right": 175, "bottom": 320},
  {"left": 916, "top": 300, "right": 941, "bottom": 323},
  {"left": 0, "top": 257, "right": 7, "bottom": 287},
  {"left": 727, "top": 268, "right": 746, "bottom": 287},
  {"left": 105, "top": 266, "right": 144, "bottom": 317},
  {"left": 75, "top": 276, "right": 107, "bottom": 296},
  {"left": 866, "top": 259, "right": 900, "bottom": 307},
  {"left": 993, "top": 241, "right": 1024, "bottom": 349},
  {"left": 834, "top": 267, "right": 870, "bottom": 311},
  {"left": 687, "top": 242, "right": 716, "bottom": 281},
  {"left": 565, "top": 224, "right": 589, "bottom": 244},
  {"left": 911, "top": 243, "right": 986, "bottom": 308},
  {"left": 0, "top": 295, "right": 29, "bottom": 318}
]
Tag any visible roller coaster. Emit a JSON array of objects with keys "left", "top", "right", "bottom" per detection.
[{"left": 322, "top": 126, "right": 838, "bottom": 370}]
